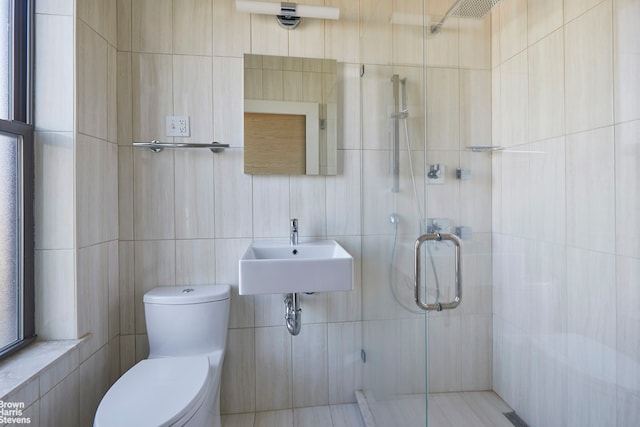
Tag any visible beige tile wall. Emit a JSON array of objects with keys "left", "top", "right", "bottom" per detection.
[
  {"left": 29, "top": 0, "right": 494, "bottom": 423},
  {"left": 31, "top": 0, "right": 120, "bottom": 424},
  {"left": 116, "top": 0, "right": 494, "bottom": 415},
  {"left": 34, "top": 10, "right": 76, "bottom": 342},
  {"left": 117, "top": 0, "right": 365, "bottom": 416},
  {"left": 492, "top": 0, "right": 640, "bottom": 426},
  {"left": 76, "top": 0, "right": 121, "bottom": 421}
]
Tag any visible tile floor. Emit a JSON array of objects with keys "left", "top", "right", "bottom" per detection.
[
  {"left": 222, "top": 391, "right": 514, "bottom": 427},
  {"left": 222, "top": 403, "right": 365, "bottom": 427}
]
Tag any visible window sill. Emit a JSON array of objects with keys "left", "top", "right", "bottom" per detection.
[{"left": 0, "top": 339, "right": 83, "bottom": 400}]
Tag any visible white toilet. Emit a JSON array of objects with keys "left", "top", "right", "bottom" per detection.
[{"left": 94, "top": 284, "right": 230, "bottom": 427}]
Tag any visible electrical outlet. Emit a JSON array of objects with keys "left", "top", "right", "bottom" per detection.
[{"left": 166, "top": 115, "right": 190, "bottom": 137}]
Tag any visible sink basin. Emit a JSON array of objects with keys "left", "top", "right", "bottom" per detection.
[{"left": 239, "top": 240, "right": 353, "bottom": 295}]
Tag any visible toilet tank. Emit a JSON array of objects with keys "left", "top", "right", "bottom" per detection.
[{"left": 143, "top": 285, "right": 230, "bottom": 358}]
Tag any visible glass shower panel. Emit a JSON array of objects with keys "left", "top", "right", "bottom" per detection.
[{"left": 359, "top": 0, "right": 430, "bottom": 425}]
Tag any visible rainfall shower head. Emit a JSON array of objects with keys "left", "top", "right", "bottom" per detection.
[
  {"left": 448, "top": 0, "right": 503, "bottom": 18},
  {"left": 430, "top": 0, "right": 503, "bottom": 34}
]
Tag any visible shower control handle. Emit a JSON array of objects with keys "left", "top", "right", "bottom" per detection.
[{"left": 414, "top": 233, "right": 462, "bottom": 311}]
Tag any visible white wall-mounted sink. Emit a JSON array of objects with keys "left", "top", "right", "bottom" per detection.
[{"left": 239, "top": 240, "right": 354, "bottom": 295}]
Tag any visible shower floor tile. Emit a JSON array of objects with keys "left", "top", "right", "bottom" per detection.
[{"left": 222, "top": 391, "right": 514, "bottom": 427}]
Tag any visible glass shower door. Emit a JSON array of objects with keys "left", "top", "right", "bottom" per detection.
[
  {"left": 359, "top": 69, "right": 430, "bottom": 427},
  {"left": 357, "top": 0, "right": 498, "bottom": 425}
]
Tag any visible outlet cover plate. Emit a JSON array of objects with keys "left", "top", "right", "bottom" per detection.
[{"left": 166, "top": 115, "right": 190, "bottom": 137}]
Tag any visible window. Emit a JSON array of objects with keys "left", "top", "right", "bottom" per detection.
[{"left": 0, "top": 0, "right": 34, "bottom": 359}]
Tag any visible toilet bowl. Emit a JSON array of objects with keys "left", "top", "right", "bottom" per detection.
[{"left": 94, "top": 285, "right": 230, "bottom": 427}]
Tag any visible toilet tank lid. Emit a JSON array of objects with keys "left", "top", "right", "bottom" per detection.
[{"left": 144, "top": 285, "right": 230, "bottom": 304}]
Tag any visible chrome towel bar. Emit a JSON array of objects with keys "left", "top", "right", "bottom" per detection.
[{"left": 132, "top": 140, "right": 229, "bottom": 153}]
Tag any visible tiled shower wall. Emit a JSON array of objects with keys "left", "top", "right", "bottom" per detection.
[{"left": 491, "top": 0, "right": 640, "bottom": 426}]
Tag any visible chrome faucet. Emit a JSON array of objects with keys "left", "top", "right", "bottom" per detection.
[{"left": 290, "top": 218, "right": 298, "bottom": 246}]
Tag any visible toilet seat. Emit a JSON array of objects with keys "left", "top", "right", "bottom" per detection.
[{"left": 94, "top": 356, "right": 210, "bottom": 427}]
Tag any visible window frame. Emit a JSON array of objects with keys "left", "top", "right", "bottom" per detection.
[{"left": 0, "top": 0, "right": 35, "bottom": 360}]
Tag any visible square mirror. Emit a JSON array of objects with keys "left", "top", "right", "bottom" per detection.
[{"left": 243, "top": 54, "right": 337, "bottom": 175}]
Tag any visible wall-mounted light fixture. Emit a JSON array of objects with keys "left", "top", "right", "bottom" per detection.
[{"left": 236, "top": 1, "right": 340, "bottom": 29}]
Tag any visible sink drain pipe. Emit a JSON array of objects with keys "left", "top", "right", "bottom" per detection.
[{"left": 284, "top": 293, "right": 302, "bottom": 335}]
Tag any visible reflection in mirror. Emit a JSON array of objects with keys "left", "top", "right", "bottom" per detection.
[{"left": 243, "top": 54, "right": 337, "bottom": 175}]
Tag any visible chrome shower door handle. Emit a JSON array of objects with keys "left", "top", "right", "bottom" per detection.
[{"left": 414, "top": 233, "right": 462, "bottom": 311}]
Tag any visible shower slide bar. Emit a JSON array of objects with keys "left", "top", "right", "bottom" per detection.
[
  {"left": 414, "top": 232, "right": 462, "bottom": 311},
  {"left": 133, "top": 140, "right": 229, "bottom": 153},
  {"left": 391, "top": 75, "right": 400, "bottom": 193},
  {"left": 390, "top": 74, "right": 404, "bottom": 193}
]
